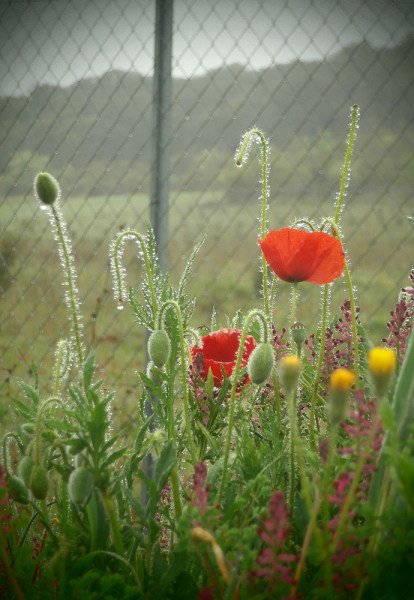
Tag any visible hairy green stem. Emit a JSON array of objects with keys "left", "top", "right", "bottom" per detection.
[
  {"left": 236, "top": 129, "right": 271, "bottom": 319},
  {"left": 112, "top": 230, "right": 158, "bottom": 318},
  {"left": 158, "top": 300, "right": 197, "bottom": 463},
  {"left": 35, "top": 397, "right": 64, "bottom": 465},
  {"left": 53, "top": 339, "right": 70, "bottom": 396},
  {"left": 290, "top": 282, "right": 298, "bottom": 330},
  {"left": 288, "top": 389, "right": 298, "bottom": 515},
  {"left": 334, "top": 104, "right": 359, "bottom": 224},
  {"left": 51, "top": 206, "right": 83, "bottom": 366},
  {"left": 217, "top": 310, "right": 269, "bottom": 503},
  {"left": 102, "top": 493, "right": 125, "bottom": 557},
  {"left": 309, "top": 285, "right": 329, "bottom": 449}
]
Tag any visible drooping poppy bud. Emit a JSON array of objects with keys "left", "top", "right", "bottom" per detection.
[
  {"left": 34, "top": 172, "right": 60, "bottom": 206},
  {"left": 148, "top": 330, "right": 171, "bottom": 368},
  {"left": 19, "top": 455, "right": 34, "bottom": 489},
  {"left": 8, "top": 476, "right": 30, "bottom": 505},
  {"left": 30, "top": 465, "right": 49, "bottom": 500},
  {"left": 247, "top": 343, "right": 274, "bottom": 385},
  {"left": 68, "top": 467, "right": 94, "bottom": 505}
]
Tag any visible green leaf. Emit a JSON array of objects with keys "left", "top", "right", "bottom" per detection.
[
  {"left": 31, "top": 360, "right": 38, "bottom": 390},
  {"left": 154, "top": 439, "right": 177, "bottom": 492},
  {"left": 122, "top": 485, "right": 148, "bottom": 526},
  {"left": 196, "top": 421, "right": 220, "bottom": 455},
  {"left": 19, "top": 381, "right": 40, "bottom": 406},
  {"left": 45, "top": 419, "right": 80, "bottom": 433},
  {"left": 12, "top": 398, "right": 31, "bottom": 420},
  {"left": 87, "top": 402, "right": 109, "bottom": 450},
  {"left": 83, "top": 352, "right": 95, "bottom": 392},
  {"left": 134, "top": 416, "right": 153, "bottom": 454},
  {"left": 100, "top": 448, "right": 126, "bottom": 470},
  {"left": 206, "top": 457, "right": 223, "bottom": 486},
  {"left": 86, "top": 490, "right": 110, "bottom": 551}
]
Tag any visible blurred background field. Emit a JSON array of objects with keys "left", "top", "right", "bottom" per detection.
[{"left": 0, "top": 0, "right": 413, "bottom": 433}]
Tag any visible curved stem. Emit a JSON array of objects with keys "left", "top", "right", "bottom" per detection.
[
  {"left": 291, "top": 218, "right": 316, "bottom": 232},
  {"left": 334, "top": 105, "right": 359, "bottom": 225},
  {"left": 217, "top": 310, "right": 270, "bottom": 503},
  {"left": 309, "top": 285, "right": 329, "bottom": 450},
  {"left": 158, "top": 300, "right": 197, "bottom": 463},
  {"left": 111, "top": 230, "right": 158, "bottom": 317},
  {"left": 35, "top": 397, "right": 64, "bottom": 465},
  {"left": 236, "top": 128, "right": 271, "bottom": 319},
  {"left": 51, "top": 206, "right": 83, "bottom": 366}
]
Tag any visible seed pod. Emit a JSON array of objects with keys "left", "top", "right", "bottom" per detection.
[
  {"left": 247, "top": 343, "right": 274, "bottom": 385},
  {"left": 68, "top": 467, "right": 94, "bottom": 505},
  {"left": 8, "top": 476, "right": 30, "bottom": 505},
  {"left": 30, "top": 465, "right": 49, "bottom": 500},
  {"left": 148, "top": 329, "right": 171, "bottom": 368},
  {"left": 34, "top": 172, "right": 60, "bottom": 206},
  {"left": 19, "top": 455, "right": 34, "bottom": 488},
  {"left": 291, "top": 322, "right": 306, "bottom": 347}
]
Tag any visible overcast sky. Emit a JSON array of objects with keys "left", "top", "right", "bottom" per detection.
[{"left": 1, "top": 0, "right": 413, "bottom": 96}]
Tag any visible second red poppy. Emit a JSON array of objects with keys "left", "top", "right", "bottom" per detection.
[{"left": 259, "top": 228, "right": 345, "bottom": 285}]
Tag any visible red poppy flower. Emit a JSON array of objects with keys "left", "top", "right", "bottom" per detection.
[
  {"left": 259, "top": 228, "right": 345, "bottom": 284},
  {"left": 190, "top": 328, "right": 257, "bottom": 387}
]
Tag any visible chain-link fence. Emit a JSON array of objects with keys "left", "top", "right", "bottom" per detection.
[{"left": 1, "top": 0, "right": 413, "bottom": 424}]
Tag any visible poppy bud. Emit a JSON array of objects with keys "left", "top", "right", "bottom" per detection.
[
  {"left": 30, "top": 465, "right": 49, "bottom": 500},
  {"left": 369, "top": 347, "right": 396, "bottom": 398},
  {"left": 68, "top": 467, "right": 94, "bottom": 505},
  {"left": 328, "top": 368, "right": 354, "bottom": 425},
  {"left": 247, "top": 343, "right": 274, "bottom": 385},
  {"left": 22, "top": 423, "right": 35, "bottom": 434},
  {"left": 34, "top": 172, "right": 60, "bottom": 206},
  {"left": 8, "top": 476, "right": 30, "bottom": 505},
  {"left": 280, "top": 355, "right": 301, "bottom": 393},
  {"left": 19, "top": 455, "right": 34, "bottom": 489},
  {"left": 148, "top": 329, "right": 171, "bottom": 368},
  {"left": 291, "top": 322, "right": 306, "bottom": 347}
]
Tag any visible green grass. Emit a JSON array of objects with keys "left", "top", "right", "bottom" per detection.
[{"left": 0, "top": 189, "right": 413, "bottom": 433}]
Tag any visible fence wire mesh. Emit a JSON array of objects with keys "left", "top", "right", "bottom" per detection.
[{"left": 0, "top": 0, "right": 413, "bottom": 422}]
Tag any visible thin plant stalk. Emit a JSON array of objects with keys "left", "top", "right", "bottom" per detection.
[
  {"left": 290, "top": 282, "right": 298, "bottom": 330},
  {"left": 51, "top": 206, "right": 84, "bottom": 366},
  {"left": 217, "top": 310, "right": 269, "bottom": 503},
  {"left": 158, "top": 300, "right": 196, "bottom": 464},
  {"left": 333, "top": 105, "right": 360, "bottom": 225},
  {"left": 309, "top": 284, "right": 329, "bottom": 449},
  {"left": 235, "top": 129, "right": 271, "bottom": 320},
  {"left": 53, "top": 339, "right": 70, "bottom": 397},
  {"left": 35, "top": 398, "right": 64, "bottom": 465}
]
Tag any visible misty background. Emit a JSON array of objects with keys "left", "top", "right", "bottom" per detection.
[{"left": 0, "top": 0, "right": 413, "bottom": 404}]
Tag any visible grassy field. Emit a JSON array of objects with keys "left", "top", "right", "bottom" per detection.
[{"left": 0, "top": 188, "right": 413, "bottom": 434}]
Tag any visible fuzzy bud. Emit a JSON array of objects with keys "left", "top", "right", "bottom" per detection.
[
  {"left": 291, "top": 322, "right": 306, "bottom": 347},
  {"left": 369, "top": 347, "right": 396, "bottom": 398},
  {"left": 328, "top": 368, "right": 354, "bottom": 425},
  {"left": 148, "top": 329, "right": 171, "bottom": 368},
  {"left": 19, "top": 455, "right": 34, "bottom": 489},
  {"left": 34, "top": 172, "right": 60, "bottom": 206},
  {"left": 280, "top": 355, "right": 302, "bottom": 393},
  {"left": 68, "top": 467, "right": 94, "bottom": 505},
  {"left": 8, "top": 476, "right": 30, "bottom": 505},
  {"left": 247, "top": 343, "right": 274, "bottom": 385},
  {"left": 30, "top": 465, "right": 49, "bottom": 500}
]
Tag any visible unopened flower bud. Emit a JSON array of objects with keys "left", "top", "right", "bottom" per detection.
[
  {"left": 280, "top": 355, "right": 301, "bottom": 393},
  {"left": 30, "top": 464, "right": 49, "bottom": 500},
  {"left": 247, "top": 342, "right": 274, "bottom": 385},
  {"left": 8, "top": 476, "right": 30, "bottom": 505},
  {"left": 148, "top": 329, "right": 171, "bottom": 368},
  {"left": 19, "top": 455, "right": 34, "bottom": 489},
  {"left": 291, "top": 322, "right": 306, "bottom": 347},
  {"left": 369, "top": 347, "right": 396, "bottom": 398},
  {"left": 328, "top": 368, "right": 354, "bottom": 425},
  {"left": 34, "top": 172, "right": 60, "bottom": 206},
  {"left": 68, "top": 467, "right": 94, "bottom": 505}
]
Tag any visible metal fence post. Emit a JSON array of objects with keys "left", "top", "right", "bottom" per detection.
[{"left": 142, "top": 0, "right": 174, "bottom": 501}]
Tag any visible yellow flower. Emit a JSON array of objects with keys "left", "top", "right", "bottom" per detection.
[
  {"left": 280, "top": 355, "right": 302, "bottom": 393},
  {"left": 369, "top": 347, "right": 396, "bottom": 377},
  {"left": 328, "top": 368, "right": 354, "bottom": 425},
  {"left": 330, "top": 368, "right": 355, "bottom": 392},
  {"left": 369, "top": 347, "right": 396, "bottom": 397}
]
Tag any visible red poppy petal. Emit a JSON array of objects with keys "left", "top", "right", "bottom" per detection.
[{"left": 259, "top": 228, "right": 345, "bottom": 284}]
